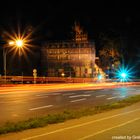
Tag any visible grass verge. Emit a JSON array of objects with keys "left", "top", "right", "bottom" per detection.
[{"left": 1, "top": 94, "right": 140, "bottom": 135}]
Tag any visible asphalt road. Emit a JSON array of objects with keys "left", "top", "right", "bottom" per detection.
[
  {"left": 0, "top": 84, "right": 140, "bottom": 123},
  {"left": 1, "top": 100, "right": 140, "bottom": 140}
]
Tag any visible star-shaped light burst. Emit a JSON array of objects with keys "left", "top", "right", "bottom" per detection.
[
  {"left": 5, "top": 26, "right": 33, "bottom": 58},
  {"left": 115, "top": 64, "right": 134, "bottom": 82}
]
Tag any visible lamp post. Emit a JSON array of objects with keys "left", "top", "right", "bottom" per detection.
[
  {"left": 3, "top": 39, "right": 24, "bottom": 83},
  {"left": 3, "top": 47, "right": 7, "bottom": 83},
  {"left": 10, "top": 39, "right": 24, "bottom": 76}
]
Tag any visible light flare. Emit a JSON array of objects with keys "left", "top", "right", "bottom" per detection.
[
  {"left": 4, "top": 26, "right": 34, "bottom": 61},
  {"left": 115, "top": 64, "right": 134, "bottom": 82}
]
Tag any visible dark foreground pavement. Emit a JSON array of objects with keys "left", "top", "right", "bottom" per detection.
[{"left": 1, "top": 101, "right": 140, "bottom": 140}]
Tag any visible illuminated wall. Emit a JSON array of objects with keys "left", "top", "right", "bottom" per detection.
[{"left": 41, "top": 41, "right": 95, "bottom": 77}]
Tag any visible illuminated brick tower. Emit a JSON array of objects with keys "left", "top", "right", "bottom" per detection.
[{"left": 74, "top": 22, "right": 88, "bottom": 42}]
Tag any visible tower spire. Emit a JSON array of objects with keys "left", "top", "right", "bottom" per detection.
[{"left": 73, "top": 21, "right": 88, "bottom": 42}]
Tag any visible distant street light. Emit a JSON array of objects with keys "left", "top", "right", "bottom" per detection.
[
  {"left": 61, "top": 73, "right": 65, "bottom": 77},
  {"left": 98, "top": 74, "right": 102, "bottom": 80}
]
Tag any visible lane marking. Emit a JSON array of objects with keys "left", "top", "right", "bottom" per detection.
[
  {"left": 78, "top": 117, "right": 140, "bottom": 140},
  {"left": 96, "top": 95, "right": 106, "bottom": 98},
  {"left": 21, "top": 108, "right": 140, "bottom": 140},
  {"left": 119, "top": 95, "right": 126, "bottom": 98},
  {"left": 70, "top": 98, "right": 86, "bottom": 103},
  {"left": 36, "top": 93, "right": 61, "bottom": 96},
  {"left": 29, "top": 105, "right": 53, "bottom": 111},
  {"left": 63, "top": 93, "right": 76, "bottom": 96},
  {"left": 36, "top": 94, "right": 45, "bottom": 96},
  {"left": 69, "top": 95, "right": 91, "bottom": 98},
  {"left": 107, "top": 96, "right": 118, "bottom": 100}
]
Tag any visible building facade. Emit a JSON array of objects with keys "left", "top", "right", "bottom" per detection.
[
  {"left": 41, "top": 23, "right": 96, "bottom": 78},
  {"left": 41, "top": 41, "right": 95, "bottom": 77}
]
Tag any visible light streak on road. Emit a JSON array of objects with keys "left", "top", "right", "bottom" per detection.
[
  {"left": 70, "top": 98, "right": 87, "bottom": 103},
  {"left": 96, "top": 95, "right": 106, "bottom": 98},
  {"left": 107, "top": 96, "right": 118, "bottom": 100},
  {"left": 36, "top": 93, "right": 61, "bottom": 97},
  {"left": 69, "top": 94, "right": 91, "bottom": 98},
  {"left": 62, "top": 93, "right": 76, "bottom": 96},
  {"left": 29, "top": 105, "right": 53, "bottom": 111}
]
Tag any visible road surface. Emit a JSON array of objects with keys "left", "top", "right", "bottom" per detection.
[{"left": 0, "top": 83, "right": 140, "bottom": 123}]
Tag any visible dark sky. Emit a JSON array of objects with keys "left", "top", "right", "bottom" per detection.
[
  {"left": 0, "top": 0, "right": 140, "bottom": 75},
  {"left": 0, "top": 0, "right": 140, "bottom": 40}
]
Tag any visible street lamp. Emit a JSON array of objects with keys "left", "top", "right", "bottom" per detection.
[
  {"left": 10, "top": 39, "right": 24, "bottom": 56},
  {"left": 3, "top": 39, "right": 24, "bottom": 83},
  {"left": 15, "top": 39, "right": 24, "bottom": 48}
]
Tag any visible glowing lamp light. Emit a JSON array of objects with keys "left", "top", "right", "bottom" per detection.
[
  {"left": 61, "top": 73, "right": 65, "bottom": 77},
  {"left": 115, "top": 64, "right": 134, "bottom": 82},
  {"left": 98, "top": 74, "right": 102, "bottom": 80},
  {"left": 9, "top": 41, "right": 15, "bottom": 45},
  {"left": 121, "top": 73, "right": 127, "bottom": 79},
  {"left": 15, "top": 39, "right": 24, "bottom": 48}
]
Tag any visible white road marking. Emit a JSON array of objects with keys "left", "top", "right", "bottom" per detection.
[
  {"left": 36, "top": 93, "right": 61, "bottom": 96},
  {"left": 96, "top": 95, "right": 106, "bottom": 98},
  {"left": 69, "top": 94, "right": 91, "bottom": 98},
  {"left": 78, "top": 117, "right": 140, "bottom": 140},
  {"left": 36, "top": 94, "right": 44, "bottom": 96},
  {"left": 70, "top": 98, "right": 86, "bottom": 103},
  {"left": 22, "top": 108, "right": 140, "bottom": 140},
  {"left": 29, "top": 105, "right": 53, "bottom": 111},
  {"left": 33, "top": 96, "right": 48, "bottom": 99},
  {"left": 119, "top": 95, "right": 126, "bottom": 98},
  {"left": 107, "top": 96, "right": 118, "bottom": 100},
  {"left": 128, "top": 89, "right": 138, "bottom": 91}
]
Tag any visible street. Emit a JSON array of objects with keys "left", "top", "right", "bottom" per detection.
[{"left": 0, "top": 83, "right": 140, "bottom": 124}]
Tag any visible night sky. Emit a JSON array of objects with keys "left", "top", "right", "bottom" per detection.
[
  {"left": 0, "top": 0, "right": 140, "bottom": 40},
  {"left": 0, "top": 0, "right": 140, "bottom": 76}
]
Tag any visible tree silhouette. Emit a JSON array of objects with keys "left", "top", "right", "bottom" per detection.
[{"left": 98, "top": 32, "right": 122, "bottom": 77}]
